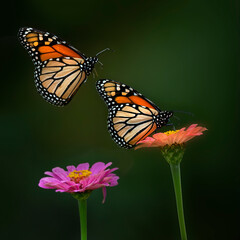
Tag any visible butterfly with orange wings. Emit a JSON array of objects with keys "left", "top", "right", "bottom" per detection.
[
  {"left": 18, "top": 27, "right": 107, "bottom": 106},
  {"left": 96, "top": 79, "right": 173, "bottom": 149}
]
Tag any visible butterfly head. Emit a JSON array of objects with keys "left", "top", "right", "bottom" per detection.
[
  {"left": 84, "top": 57, "right": 98, "bottom": 75},
  {"left": 156, "top": 111, "right": 173, "bottom": 128}
]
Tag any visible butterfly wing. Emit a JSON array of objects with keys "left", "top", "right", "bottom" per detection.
[
  {"left": 18, "top": 27, "right": 91, "bottom": 106},
  {"left": 96, "top": 79, "right": 161, "bottom": 111},
  {"left": 35, "top": 57, "right": 86, "bottom": 105},
  {"left": 108, "top": 104, "right": 159, "bottom": 149},
  {"left": 97, "top": 79, "right": 173, "bottom": 148},
  {"left": 18, "top": 27, "right": 85, "bottom": 65}
]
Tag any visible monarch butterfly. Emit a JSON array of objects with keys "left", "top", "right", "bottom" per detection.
[
  {"left": 96, "top": 79, "right": 173, "bottom": 149},
  {"left": 18, "top": 27, "right": 107, "bottom": 106}
]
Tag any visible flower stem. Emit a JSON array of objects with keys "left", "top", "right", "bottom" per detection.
[
  {"left": 78, "top": 199, "right": 87, "bottom": 240},
  {"left": 170, "top": 163, "right": 188, "bottom": 240}
]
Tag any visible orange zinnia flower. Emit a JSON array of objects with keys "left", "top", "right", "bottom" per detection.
[
  {"left": 135, "top": 124, "right": 207, "bottom": 240},
  {"left": 136, "top": 124, "right": 207, "bottom": 149}
]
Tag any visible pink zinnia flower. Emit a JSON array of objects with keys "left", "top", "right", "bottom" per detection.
[
  {"left": 136, "top": 124, "right": 207, "bottom": 149},
  {"left": 39, "top": 162, "right": 119, "bottom": 203}
]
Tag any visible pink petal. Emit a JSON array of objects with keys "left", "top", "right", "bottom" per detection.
[
  {"left": 76, "top": 163, "right": 89, "bottom": 171},
  {"left": 135, "top": 137, "right": 155, "bottom": 149},
  {"left": 44, "top": 171, "right": 55, "bottom": 177},
  {"left": 39, "top": 177, "right": 68, "bottom": 191},
  {"left": 135, "top": 142, "right": 151, "bottom": 149},
  {"left": 52, "top": 167, "right": 69, "bottom": 181},
  {"left": 67, "top": 184, "right": 80, "bottom": 192},
  {"left": 90, "top": 162, "right": 111, "bottom": 174},
  {"left": 187, "top": 124, "right": 198, "bottom": 131},
  {"left": 138, "top": 136, "right": 154, "bottom": 144},
  {"left": 66, "top": 165, "right": 76, "bottom": 173}
]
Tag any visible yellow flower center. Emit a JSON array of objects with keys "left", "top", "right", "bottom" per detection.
[
  {"left": 68, "top": 170, "right": 92, "bottom": 183},
  {"left": 164, "top": 130, "right": 180, "bottom": 135}
]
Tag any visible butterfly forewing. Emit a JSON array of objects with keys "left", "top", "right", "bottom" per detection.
[
  {"left": 18, "top": 27, "right": 85, "bottom": 65},
  {"left": 96, "top": 79, "right": 161, "bottom": 111}
]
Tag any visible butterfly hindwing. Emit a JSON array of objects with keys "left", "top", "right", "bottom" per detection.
[
  {"left": 108, "top": 104, "right": 159, "bottom": 149},
  {"left": 35, "top": 57, "right": 86, "bottom": 106},
  {"left": 18, "top": 27, "right": 98, "bottom": 106}
]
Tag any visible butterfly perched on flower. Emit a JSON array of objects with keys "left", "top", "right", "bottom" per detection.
[
  {"left": 96, "top": 79, "right": 173, "bottom": 149},
  {"left": 18, "top": 27, "right": 108, "bottom": 106}
]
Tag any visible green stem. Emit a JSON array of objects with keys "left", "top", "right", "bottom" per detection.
[
  {"left": 78, "top": 199, "right": 87, "bottom": 240},
  {"left": 170, "top": 163, "right": 188, "bottom": 240}
]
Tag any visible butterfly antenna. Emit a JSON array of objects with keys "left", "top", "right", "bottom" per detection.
[
  {"left": 97, "top": 60, "right": 104, "bottom": 69},
  {"left": 173, "top": 115, "right": 181, "bottom": 121},
  {"left": 95, "top": 48, "right": 111, "bottom": 57},
  {"left": 166, "top": 123, "right": 176, "bottom": 131},
  {"left": 94, "top": 68, "right": 99, "bottom": 77},
  {"left": 172, "top": 110, "right": 194, "bottom": 117}
]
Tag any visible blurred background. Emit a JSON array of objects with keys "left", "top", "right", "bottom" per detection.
[{"left": 1, "top": 0, "right": 239, "bottom": 239}]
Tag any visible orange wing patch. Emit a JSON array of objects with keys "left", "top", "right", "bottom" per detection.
[
  {"left": 129, "top": 96, "right": 155, "bottom": 109},
  {"left": 40, "top": 53, "right": 63, "bottom": 61},
  {"left": 38, "top": 44, "right": 82, "bottom": 62},
  {"left": 25, "top": 32, "right": 42, "bottom": 47},
  {"left": 115, "top": 96, "right": 132, "bottom": 104},
  {"left": 115, "top": 95, "right": 155, "bottom": 109},
  {"left": 38, "top": 46, "right": 54, "bottom": 53},
  {"left": 52, "top": 45, "right": 80, "bottom": 58}
]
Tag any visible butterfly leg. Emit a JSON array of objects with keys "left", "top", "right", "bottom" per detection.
[{"left": 166, "top": 123, "right": 176, "bottom": 131}]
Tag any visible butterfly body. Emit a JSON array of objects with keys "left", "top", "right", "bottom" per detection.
[
  {"left": 96, "top": 79, "right": 173, "bottom": 149},
  {"left": 18, "top": 27, "right": 98, "bottom": 106}
]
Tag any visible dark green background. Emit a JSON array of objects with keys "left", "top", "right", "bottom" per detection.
[{"left": 1, "top": 0, "right": 239, "bottom": 239}]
